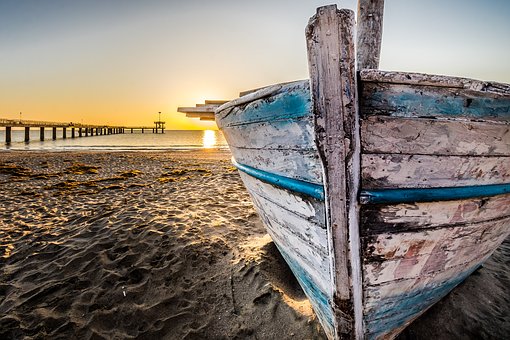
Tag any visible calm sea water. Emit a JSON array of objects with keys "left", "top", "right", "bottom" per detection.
[{"left": 0, "top": 129, "right": 228, "bottom": 151}]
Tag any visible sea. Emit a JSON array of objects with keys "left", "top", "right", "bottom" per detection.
[{"left": 0, "top": 129, "right": 228, "bottom": 151}]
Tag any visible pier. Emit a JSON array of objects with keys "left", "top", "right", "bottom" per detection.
[
  {"left": 0, "top": 118, "right": 164, "bottom": 145},
  {"left": 177, "top": 100, "right": 228, "bottom": 121}
]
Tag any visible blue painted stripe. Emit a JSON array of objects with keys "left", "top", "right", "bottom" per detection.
[
  {"left": 231, "top": 159, "right": 325, "bottom": 201},
  {"left": 360, "top": 183, "right": 510, "bottom": 204},
  {"left": 233, "top": 160, "right": 510, "bottom": 204}
]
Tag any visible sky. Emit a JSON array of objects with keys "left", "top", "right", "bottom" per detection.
[{"left": 1, "top": 0, "right": 509, "bottom": 130}]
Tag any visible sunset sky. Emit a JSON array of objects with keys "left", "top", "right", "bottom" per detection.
[{"left": 1, "top": 0, "right": 509, "bottom": 130}]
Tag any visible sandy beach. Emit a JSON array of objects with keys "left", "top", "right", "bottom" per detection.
[{"left": 0, "top": 150, "right": 508, "bottom": 339}]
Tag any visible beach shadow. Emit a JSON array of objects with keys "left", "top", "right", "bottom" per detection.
[{"left": 258, "top": 241, "right": 307, "bottom": 301}]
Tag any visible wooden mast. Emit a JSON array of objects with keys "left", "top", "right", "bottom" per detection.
[
  {"left": 306, "top": 5, "right": 363, "bottom": 339},
  {"left": 357, "top": 0, "right": 385, "bottom": 70}
]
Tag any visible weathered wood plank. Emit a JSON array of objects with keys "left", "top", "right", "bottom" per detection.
[
  {"left": 362, "top": 154, "right": 510, "bottom": 189},
  {"left": 361, "top": 193, "right": 510, "bottom": 234},
  {"left": 364, "top": 216, "right": 510, "bottom": 260},
  {"left": 216, "top": 81, "right": 309, "bottom": 124},
  {"left": 362, "top": 246, "right": 494, "bottom": 336},
  {"left": 356, "top": 0, "right": 385, "bottom": 70},
  {"left": 360, "top": 82, "right": 510, "bottom": 121},
  {"left": 221, "top": 116, "right": 315, "bottom": 150},
  {"left": 360, "top": 69, "right": 510, "bottom": 96},
  {"left": 177, "top": 106, "right": 217, "bottom": 113},
  {"left": 185, "top": 112, "right": 215, "bottom": 119},
  {"left": 364, "top": 239, "right": 505, "bottom": 285},
  {"left": 363, "top": 263, "right": 477, "bottom": 338},
  {"left": 263, "top": 218, "right": 331, "bottom": 289},
  {"left": 363, "top": 256, "right": 481, "bottom": 307},
  {"left": 240, "top": 173, "right": 328, "bottom": 254},
  {"left": 307, "top": 5, "right": 362, "bottom": 337},
  {"left": 250, "top": 194, "right": 331, "bottom": 294},
  {"left": 361, "top": 116, "right": 510, "bottom": 156},
  {"left": 362, "top": 217, "right": 510, "bottom": 285},
  {"left": 229, "top": 145, "right": 322, "bottom": 184},
  {"left": 238, "top": 171, "right": 325, "bottom": 222}
]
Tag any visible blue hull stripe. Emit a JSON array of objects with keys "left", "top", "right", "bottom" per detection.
[
  {"left": 360, "top": 183, "right": 510, "bottom": 204},
  {"left": 233, "top": 160, "right": 510, "bottom": 204},
  {"left": 231, "top": 158, "right": 325, "bottom": 200}
]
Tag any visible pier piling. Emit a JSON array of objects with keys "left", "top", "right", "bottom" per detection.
[
  {"left": 5, "top": 127, "right": 11, "bottom": 144},
  {"left": 52, "top": 127, "right": 57, "bottom": 140},
  {"left": 40, "top": 127, "right": 44, "bottom": 141},
  {"left": 71, "top": 128, "right": 75, "bottom": 138},
  {"left": 62, "top": 128, "right": 67, "bottom": 139},
  {"left": 24, "top": 127, "right": 30, "bottom": 143}
]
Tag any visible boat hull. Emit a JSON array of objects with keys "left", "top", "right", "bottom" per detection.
[{"left": 215, "top": 72, "right": 510, "bottom": 339}]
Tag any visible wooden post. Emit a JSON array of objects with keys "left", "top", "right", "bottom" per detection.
[
  {"left": 357, "top": 0, "right": 385, "bottom": 70},
  {"left": 5, "top": 127, "right": 11, "bottom": 144},
  {"left": 40, "top": 127, "right": 45, "bottom": 141},
  {"left": 24, "top": 127, "right": 30, "bottom": 143},
  {"left": 79, "top": 128, "right": 82, "bottom": 137},
  {"left": 71, "top": 128, "right": 75, "bottom": 138},
  {"left": 131, "top": 128, "right": 133, "bottom": 133},
  {"left": 142, "top": 128, "right": 144, "bottom": 133},
  {"left": 52, "top": 127, "right": 57, "bottom": 140},
  {"left": 62, "top": 128, "right": 67, "bottom": 139},
  {"left": 306, "top": 5, "right": 362, "bottom": 338},
  {"left": 85, "top": 128, "right": 89, "bottom": 137}
]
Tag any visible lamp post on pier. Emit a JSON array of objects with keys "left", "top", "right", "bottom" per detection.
[{"left": 154, "top": 111, "right": 166, "bottom": 133}]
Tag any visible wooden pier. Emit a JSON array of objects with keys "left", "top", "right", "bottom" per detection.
[
  {"left": 0, "top": 118, "right": 164, "bottom": 145},
  {"left": 177, "top": 100, "right": 228, "bottom": 121}
]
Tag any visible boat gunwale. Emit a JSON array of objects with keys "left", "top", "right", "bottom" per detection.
[
  {"left": 216, "top": 70, "right": 510, "bottom": 117},
  {"left": 215, "top": 80, "right": 309, "bottom": 114},
  {"left": 360, "top": 69, "right": 510, "bottom": 96}
]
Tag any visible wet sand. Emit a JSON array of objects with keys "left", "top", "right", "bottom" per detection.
[{"left": 0, "top": 150, "right": 508, "bottom": 339}]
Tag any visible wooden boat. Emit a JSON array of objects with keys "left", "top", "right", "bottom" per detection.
[{"left": 215, "top": 2, "right": 510, "bottom": 339}]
